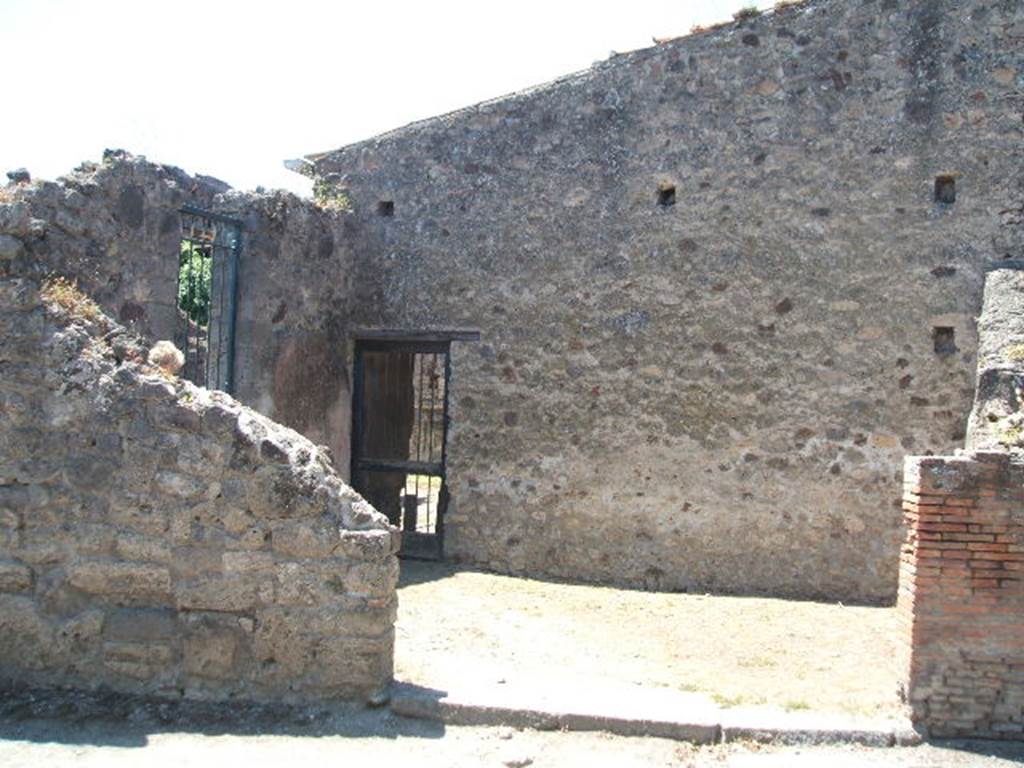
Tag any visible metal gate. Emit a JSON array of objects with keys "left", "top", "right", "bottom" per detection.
[
  {"left": 176, "top": 206, "right": 241, "bottom": 393},
  {"left": 351, "top": 339, "right": 451, "bottom": 559}
]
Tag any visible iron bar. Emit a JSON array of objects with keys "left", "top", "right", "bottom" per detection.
[
  {"left": 223, "top": 227, "right": 240, "bottom": 392},
  {"left": 351, "top": 459, "right": 438, "bottom": 489},
  {"left": 351, "top": 341, "right": 456, "bottom": 556},
  {"left": 179, "top": 205, "right": 243, "bottom": 227},
  {"left": 414, "top": 352, "right": 427, "bottom": 519},
  {"left": 353, "top": 330, "right": 481, "bottom": 343}
]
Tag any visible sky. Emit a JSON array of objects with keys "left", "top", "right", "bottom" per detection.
[{"left": 0, "top": 0, "right": 773, "bottom": 196}]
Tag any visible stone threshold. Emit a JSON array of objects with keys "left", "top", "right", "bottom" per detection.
[{"left": 389, "top": 677, "right": 921, "bottom": 747}]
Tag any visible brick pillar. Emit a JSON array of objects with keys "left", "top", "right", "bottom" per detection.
[{"left": 899, "top": 452, "right": 1024, "bottom": 738}]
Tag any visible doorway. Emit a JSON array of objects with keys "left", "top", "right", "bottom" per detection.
[
  {"left": 176, "top": 206, "right": 241, "bottom": 393},
  {"left": 351, "top": 339, "right": 451, "bottom": 559}
]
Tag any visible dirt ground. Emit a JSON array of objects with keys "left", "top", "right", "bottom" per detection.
[{"left": 396, "top": 561, "right": 904, "bottom": 717}]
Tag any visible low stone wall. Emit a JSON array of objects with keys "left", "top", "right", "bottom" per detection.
[
  {"left": 0, "top": 264, "right": 398, "bottom": 702},
  {"left": 898, "top": 452, "right": 1024, "bottom": 738}
]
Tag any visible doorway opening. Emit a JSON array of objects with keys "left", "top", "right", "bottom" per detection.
[
  {"left": 176, "top": 206, "right": 242, "bottom": 393},
  {"left": 351, "top": 338, "right": 452, "bottom": 559}
]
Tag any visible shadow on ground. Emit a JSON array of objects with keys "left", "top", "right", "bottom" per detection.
[
  {"left": 398, "top": 558, "right": 462, "bottom": 588},
  {"left": 0, "top": 686, "right": 444, "bottom": 749},
  {"left": 931, "top": 740, "right": 1024, "bottom": 762}
]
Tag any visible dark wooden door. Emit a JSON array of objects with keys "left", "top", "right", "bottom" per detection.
[{"left": 351, "top": 340, "right": 450, "bottom": 559}]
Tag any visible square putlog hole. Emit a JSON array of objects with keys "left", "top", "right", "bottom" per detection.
[
  {"left": 657, "top": 184, "right": 676, "bottom": 207},
  {"left": 933, "top": 326, "right": 956, "bottom": 356},
  {"left": 934, "top": 175, "right": 956, "bottom": 204},
  {"left": 377, "top": 200, "right": 395, "bottom": 217}
]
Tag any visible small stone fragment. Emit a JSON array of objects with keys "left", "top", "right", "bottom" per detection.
[
  {"left": 0, "top": 560, "right": 32, "bottom": 592},
  {"left": 992, "top": 67, "right": 1016, "bottom": 85},
  {"left": 0, "top": 234, "right": 24, "bottom": 260},
  {"left": 147, "top": 340, "right": 184, "bottom": 375}
]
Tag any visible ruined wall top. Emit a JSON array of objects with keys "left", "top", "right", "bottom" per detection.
[
  {"left": 966, "top": 267, "right": 1024, "bottom": 452},
  {"left": 1, "top": 149, "right": 359, "bottom": 470},
  {"left": 0, "top": 223, "right": 396, "bottom": 700},
  {"left": 297, "top": 0, "right": 1023, "bottom": 189},
  {"left": 1, "top": 150, "right": 345, "bottom": 340}
]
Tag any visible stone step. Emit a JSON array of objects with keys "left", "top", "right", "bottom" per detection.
[{"left": 389, "top": 671, "right": 919, "bottom": 747}]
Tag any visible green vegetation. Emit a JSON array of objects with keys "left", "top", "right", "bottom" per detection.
[
  {"left": 313, "top": 179, "right": 353, "bottom": 212},
  {"left": 177, "top": 241, "right": 212, "bottom": 326},
  {"left": 998, "top": 419, "right": 1023, "bottom": 447}
]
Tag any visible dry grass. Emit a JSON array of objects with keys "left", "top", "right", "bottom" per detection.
[
  {"left": 690, "top": 20, "right": 730, "bottom": 35},
  {"left": 40, "top": 275, "right": 103, "bottom": 323},
  {"left": 691, "top": 4, "right": 762, "bottom": 35},
  {"left": 733, "top": 5, "right": 763, "bottom": 21},
  {"left": 397, "top": 563, "right": 903, "bottom": 718},
  {"left": 1006, "top": 343, "right": 1024, "bottom": 362}
]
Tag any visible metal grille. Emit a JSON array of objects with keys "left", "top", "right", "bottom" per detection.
[
  {"left": 404, "top": 352, "right": 447, "bottom": 534},
  {"left": 176, "top": 207, "right": 241, "bottom": 392},
  {"left": 351, "top": 341, "right": 451, "bottom": 559}
]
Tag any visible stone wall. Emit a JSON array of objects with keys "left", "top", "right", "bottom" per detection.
[
  {"left": 0, "top": 252, "right": 398, "bottom": 701},
  {"left": 0, "top": 151, "right": 355, "bottom": 471},
  {"left": 299, "top": 0, "right": 1024, "bottom": 602},
  {"left": 965, "top": 267, "right": 1024, "bottom": 453},
  {"left": 898, "top": 453, "right": 1024, "bottom": 738}
]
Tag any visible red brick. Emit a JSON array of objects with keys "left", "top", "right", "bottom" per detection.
[
  {"left": 919, "top": 523, "right": 969, "bottom": 533},
  {"left": 973, "top": 551, "right": 1024, "bottom": 561},
  {"left": 967, "top": 543, "right": 1009, "bottom": 552},
  {"left": 939, "top": 565, "right": 972, "bottom": 575},
  {"left": 942, "top": 533, "right": 994, "bottom": 543},
  {"left": 904, "top": 492, "right": 946, "bottom": 503},
  {"left": 944, "top": 497, "right": 978, "bottom": 507},
  {"left": 967, "top": 560, "right": 1004, "bottom": 570}
]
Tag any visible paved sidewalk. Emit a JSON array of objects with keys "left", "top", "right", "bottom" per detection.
[
  {"left": 390, "top": 665, "right": 916, "bottom": 747},
  {"left": 0, "top": 698, "right": 1022, "bottom": 768}
]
